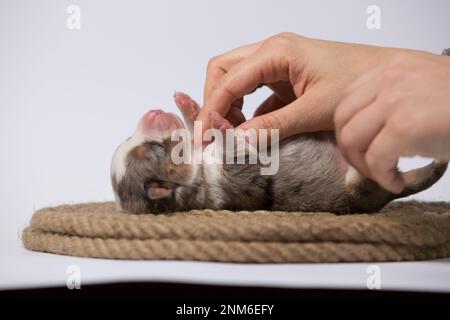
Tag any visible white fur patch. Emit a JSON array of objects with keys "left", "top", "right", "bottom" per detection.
[
  {"left": 202, "top": 142, "right": 224, "bottom": 209},
  {"left": 345, "top": 165, "right": 361, "bottom": 188},
  {"left": 110, "top": 132, "right": 163, "bottom": 183},
  {"left": 113, "top": 190, "right": 123, "bottom": 210}
]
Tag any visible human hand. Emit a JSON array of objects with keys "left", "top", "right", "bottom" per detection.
[
  {"left": 197, "top": 32, "right": 405, "bottom": 141},
  {"left": 335, "top": 52, "right": 450, "bottom": 194}
]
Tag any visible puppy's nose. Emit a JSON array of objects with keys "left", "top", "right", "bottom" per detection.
[
  {"left": 144, "top": 109, "right": 164, "bottom": 120},
  {"left": 140, "top": 109, "right": 165, "bottom": 132},
  {"left": 138, "top": 108, "right": 183, "bottom": 138}
]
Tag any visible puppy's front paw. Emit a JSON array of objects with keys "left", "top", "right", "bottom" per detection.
[
  {"left": 209, "top": 111, "right": 232, "bottom": 133},
  {"left": 174, "top": 91, "right": 200, "bottom": 122}
]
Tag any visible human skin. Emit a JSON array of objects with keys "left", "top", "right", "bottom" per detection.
[
  {"left": 334, "top": 51, "right": 450, "bottom": 193},
  {"left": 197, "top": 32, "right": 450, "bottom": 193}
]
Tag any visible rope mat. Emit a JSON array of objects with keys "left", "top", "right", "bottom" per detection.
[{"left": 22, "top": 201, "right": 450, "bottom": 263}]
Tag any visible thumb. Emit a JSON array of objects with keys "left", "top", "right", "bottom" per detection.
[{"left": 237, "top": 87, "right": 334, "bottom": 142}]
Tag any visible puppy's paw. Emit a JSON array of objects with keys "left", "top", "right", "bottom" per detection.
[
  {"left": 174, "top": 91, "right": 200, "bottom": 122},
  {"left": 209, "top": 111, "right": 232, "bottom": 133}
]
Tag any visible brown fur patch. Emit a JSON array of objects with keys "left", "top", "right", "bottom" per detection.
[{"left": 130, "top": 145, "right": 149, "bottom": 160}]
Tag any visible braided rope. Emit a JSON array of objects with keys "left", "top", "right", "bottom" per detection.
[{"left": 22, "top": 201, "right": 450, "bottom": 263}]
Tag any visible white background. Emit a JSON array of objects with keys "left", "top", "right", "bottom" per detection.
[{"left": 1, "top": 0, "right": 450, "bottom": 291}]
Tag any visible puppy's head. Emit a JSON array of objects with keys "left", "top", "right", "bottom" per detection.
[{"left": 111, "top": 109, "right": 194, "bottom": 213}]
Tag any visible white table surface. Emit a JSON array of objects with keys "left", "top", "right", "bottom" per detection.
[{"left": 1, "top": 231, "right": 450, "bottom": 293}]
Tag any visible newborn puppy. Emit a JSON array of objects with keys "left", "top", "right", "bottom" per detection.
[{"left": 111, "top": 92, "right": 447, "bottom": 214}]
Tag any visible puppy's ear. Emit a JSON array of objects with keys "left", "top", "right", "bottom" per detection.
[{"left": 147, "top": 186, "right": 172, "bottom": 200}]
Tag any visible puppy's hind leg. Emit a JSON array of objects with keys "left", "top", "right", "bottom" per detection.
[
  {"left": 345, "top": 161, "right": 448, "bottom": 213},
  {"left": 344, "top": 166, "right": 394, "bottom": 213}
]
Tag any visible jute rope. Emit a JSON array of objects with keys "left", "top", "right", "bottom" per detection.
[{"left": 22, "top": 201, "right": 450, "bottom": 263}]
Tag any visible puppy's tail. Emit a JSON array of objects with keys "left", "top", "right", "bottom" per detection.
[
  {"left": 346, "top": 160, "right": 447, "bottom": 213},
  {"left": 397, "top": 160, "right": 448, "bottom": 198}
]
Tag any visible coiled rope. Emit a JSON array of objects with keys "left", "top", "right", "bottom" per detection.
[{"left": 22, "top": 201, "right": 450, "bottom": 263}]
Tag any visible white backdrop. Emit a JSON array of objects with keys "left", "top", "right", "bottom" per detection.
[{"left": 1, "top": 0, "right": 450, "bottom": 290}]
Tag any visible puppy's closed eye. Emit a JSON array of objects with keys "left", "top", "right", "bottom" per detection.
[{"left": 145, "top": 141, "right": 166, "bottom": 159}]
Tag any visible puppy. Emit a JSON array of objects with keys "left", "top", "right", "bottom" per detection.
[{"left": 111, "top": 92, "right": 447, "bottom": 214}]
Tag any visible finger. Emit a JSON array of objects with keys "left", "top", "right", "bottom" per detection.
[
  {"left": 334, "top": 66, "right": 384, "bottom": 137},
  {"left": 338, "top": 101, "right": 388, "bottom": 177},
  {"left": 253, "top": 94, "right": 286, "bottom": 117},
  {"left": 267, "top": 81, "right": 297, "bottom": 104},
  {"left": 364, "top": 127, "right": 405, "bottom": 194},
  {"left": 203, "top": 42, "right": 261, "bottom": 103},
  {"left": 225, "top": 106, "right": 246, "bottom": 127},
  {"left": 199, "top": 49, "right": 291, "bottom": 126},
  {"left": 237, "top": 85, "right": 335, "bottom": 142},
  {"left": 231, "top": 97, "right": 244, "bottom": 111},
  {"left": 253, "top": 81, "right": 296, "bottom": 118},
  {"left": 267, "top": 81, "right": 297, "bottom": 103}
]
